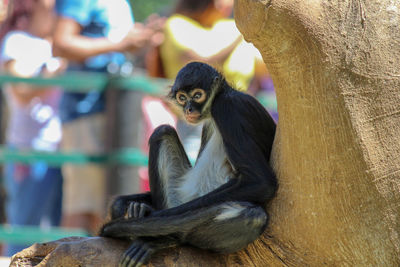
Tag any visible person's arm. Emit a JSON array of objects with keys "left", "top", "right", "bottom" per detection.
[
  {"left": 53, "top": 17, "right": 123, "bottom": 61},
  {"left": 180, "top": 35, "right": 242, "bottom": 65},
  {"left": 53, "top": 17, "right": 158, "bottom": 62},
  {"left": 167, "top": 16, "right": 242, "bottom": 65},
  {"left": 2, "top": 60, "right": 53, "bottom": 105}
]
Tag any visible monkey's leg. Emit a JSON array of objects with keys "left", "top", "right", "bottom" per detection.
[
  {"left": 103, "top": 201, "right": 267, "bottom": 252},
  {"left": 116, "top": 125, "right": 192, "bottom": 267},
  {"left": 148, "top": 124, "right": 191, "bottom": 210},
  {"left": 107, "top": 202, "right": 268, "bottom": 267},
  {"left": 108, "top": 125, "right": 190, "bottom": 223}
]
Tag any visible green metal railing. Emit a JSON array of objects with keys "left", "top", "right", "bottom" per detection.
[
  {"left": 0, "top": 146, "right": 148, "bottom": 166},
  {"left": 0, "top": 71, "right": 169, "bottom": 94},
  {"left": 0, "top": 225, "right": 88, "bottom": 245},
  {"left": 0, "top": 72, "right": 108, "bottom": 91},
  {"left": 0, "top": 71, "right": 169, "bottom": 244}
]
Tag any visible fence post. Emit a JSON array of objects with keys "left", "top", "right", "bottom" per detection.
[
  {"left": 105, "top": 83, "right": 144, "bottom": 200},
  {"left": 0, "top": 91, "right": 6, "bottom": 225}
]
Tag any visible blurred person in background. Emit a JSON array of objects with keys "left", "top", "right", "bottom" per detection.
[
  {"left": 0, "top": 0, "right": 64, "bottom": 256},
  {"left": 0, "top": 0, "right": 10, "bottom": 247},
  {"left": 160, "top": 0, "right": 259, "bottom": 90},
  {"left": 53, "top": 0, "right": 164, "bottom": 234},
  {"left": 0, "top": 0, "right": 8, "bottom": 23}
]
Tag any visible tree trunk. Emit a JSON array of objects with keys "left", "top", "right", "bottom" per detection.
[
  {"left": 234, "top": 0, "right": 400, "bottom": 265},
  {"left": 10, "top": 0, "right": 400, "bottom": 266}
]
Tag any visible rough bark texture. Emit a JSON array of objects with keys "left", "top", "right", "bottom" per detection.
[
  {"left": 10, "top": 0, "right": 400, "bottom": 266},
  {"left": 234, "top": 0, "right": 400, "bottom": 265}
]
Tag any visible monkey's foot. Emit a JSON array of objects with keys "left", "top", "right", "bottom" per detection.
[{"left": 119, "top": 239, "right": 156, "bottom": 267}]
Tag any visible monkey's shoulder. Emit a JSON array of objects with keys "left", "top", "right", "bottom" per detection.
[
  {"left": 212, "top": 89, "right": 273, "bottom": 124},
  {"left": 214, "top": 88, "right": 263, "bottom": 108}
]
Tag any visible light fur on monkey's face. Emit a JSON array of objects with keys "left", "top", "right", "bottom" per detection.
[{"left": 174, "top": 88, "right": 207, "bottom": 124}]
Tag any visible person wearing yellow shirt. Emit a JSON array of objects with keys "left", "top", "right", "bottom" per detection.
[{"left": 160, "top": 0, "right": 260, "bottom": 91}]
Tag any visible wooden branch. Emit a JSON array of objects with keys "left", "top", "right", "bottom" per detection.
[{"left": 9, "top": 234, "right": 294, "bottom": 267}]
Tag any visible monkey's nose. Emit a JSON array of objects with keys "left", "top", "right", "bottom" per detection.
[{"left": 187, "top": 107, "right": 193, "bottom": 113}]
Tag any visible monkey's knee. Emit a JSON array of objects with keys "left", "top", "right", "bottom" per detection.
[
  {"left": 148, "top": 124, "right": 182, "bottom": 172},
  {"left": 187, "top": 203, "right": 268, "bottom": 253},
  {"left": 149, "top": 124, "right": 189, "bottom": 172},
  {"left": 109, "top": 196, "right": 128, "bottom": 219},
  {"left": 216, "top": 204, "right": 268, "bottom": 252},
  {"left": 149, "top": 124, "right": 178, "bottom": 144}
]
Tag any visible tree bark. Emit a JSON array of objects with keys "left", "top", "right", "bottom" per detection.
[
  {"left": 10, "top": 0, "right": 400, "bottom": 266},
  {"left": 234, "top": 0, "right": 400, "bottom": 265}
]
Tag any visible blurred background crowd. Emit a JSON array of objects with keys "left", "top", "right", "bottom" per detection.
[{"left": 0, "top": 0, "right": 277, "bottom": 257}]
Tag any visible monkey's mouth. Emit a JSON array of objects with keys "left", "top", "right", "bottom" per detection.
[{"left": 185, "top": 113, "right": 201, "bottom": 123}]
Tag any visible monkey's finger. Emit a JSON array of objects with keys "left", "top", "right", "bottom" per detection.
[
  {"left": 130, "top": 249, "right": 146, "bottom": 267},
  {"left": 133, "top": 202, "right": 140, "bottom": 218},
  {"left": 132, "top": 249, "right": 153, "bottom": 267},
  {"left": 130, "top": 245, "right": 153, "bottom": 267},
  {"left": 126, "top": 202, "right": 135, "bottom": 219},
  {"left": 123, "top": 245, "right": 144, "bottom": 267},
  {"left": 138, "top": 203, "right": 147, "bottom": 218},
  {"left": 120, "top": 244, "right": 140, "bottom": 267}
]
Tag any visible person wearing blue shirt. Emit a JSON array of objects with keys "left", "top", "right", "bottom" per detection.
[{"left": 53, "top": 0, "right": 160, "bottom": 233}]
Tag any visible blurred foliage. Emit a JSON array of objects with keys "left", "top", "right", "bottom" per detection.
[{"left": 130, "top": 0, "right": 177, "bottom": 22}]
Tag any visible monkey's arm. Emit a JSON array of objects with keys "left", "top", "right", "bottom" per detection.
[
  {"left": 212, "top": 90, "right": 277, "bottom": 189},
  {"left": 215, "top": 90, "right": 277, "bottom": 161}
]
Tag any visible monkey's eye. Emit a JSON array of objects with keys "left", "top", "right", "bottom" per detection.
[
  {"left": 176, "top": 92, "right": 188, "bottom": 105},
  {"left": 193, "top": 92, "right": 202, "bottom": 99},
  {"left": 191, "top": 89, "right": 206, "bottom": 103}
]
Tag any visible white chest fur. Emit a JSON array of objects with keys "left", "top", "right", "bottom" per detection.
[{"left": 179, "top": 125, "right": 232, "bottom": 204}]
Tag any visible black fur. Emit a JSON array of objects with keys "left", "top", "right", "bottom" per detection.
[
  {"left": 169, "top": 62, "right": 220, "bottom": 97},
  {"left": 100, "top": 62, "right": 277, "bottom": 267}
]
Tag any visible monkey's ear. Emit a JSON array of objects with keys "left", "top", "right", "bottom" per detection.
[
  {"left": 212, "top": 75, "right": 223, "bottom": 90},
  {"left": 167, "top": 85, "right": 176, "bottom": 99},
  {"left": 213, "top": 76, "right": 220, "bottom": 84}
]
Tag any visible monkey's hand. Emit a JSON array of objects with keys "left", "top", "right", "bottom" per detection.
[
  {"left": 99, "top": 203, "right": 154, "bottom": 239},
  {"left": 125, "top": 202, "right": 154, "bottom": 219}
]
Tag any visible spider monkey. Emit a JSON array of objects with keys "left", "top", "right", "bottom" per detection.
[{"left": 100, "top": 62, "right": 277, "bottom": 267}]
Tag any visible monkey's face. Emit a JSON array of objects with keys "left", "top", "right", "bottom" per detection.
[
  {"left": 170, "top": 62, "right": 222, "bottom": 123},
  {"left": 174, "top": 88, "right": 208, "bottom": 124}
]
